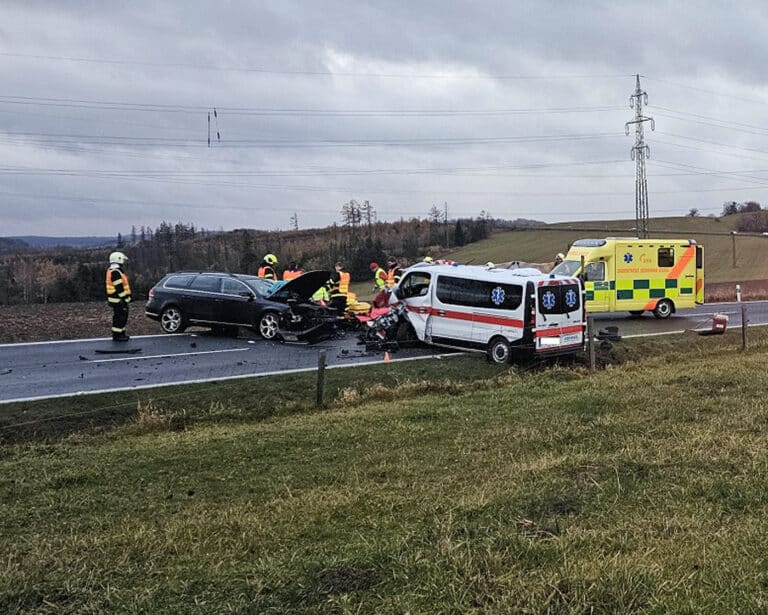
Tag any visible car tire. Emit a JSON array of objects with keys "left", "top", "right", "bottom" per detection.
[
  {"left": 487, "top": 336, "right": 511, "bottom": 364},
  {"left": 160, "top": 306, "right": 186, "bottom": 334},
  {"left": 258, "top": 311, "right": 280, "bottom": 340},
  {"left": 395, "top": 321, "right": 417, "bottom": 344},
  {"left": 653, "top": 299, "right": 674, "bottom": 319}
]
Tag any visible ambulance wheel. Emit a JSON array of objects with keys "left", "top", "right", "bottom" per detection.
[
  {"left": 487, "top": 337, "right": 512, "bottom": 364},
  {"left": 160, "top": 306, "right": 186, "bottom": 333},
  {"left": 629, "top": 310, "right": 644, "bottom": 317},
  {"left": 653, "top": 299, "right": 673, "bottom": 319}
]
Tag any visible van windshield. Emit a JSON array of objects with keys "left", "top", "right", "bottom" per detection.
[{"left": 551, "top": 260, "right": 580, "bottom": 277}]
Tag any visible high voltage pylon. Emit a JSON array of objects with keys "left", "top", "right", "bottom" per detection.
[{"left": 625, "top": 74, "right": 655, "bottom": 238}]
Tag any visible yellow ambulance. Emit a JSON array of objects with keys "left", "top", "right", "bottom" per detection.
[{"left": 551, "top": 238, "right": 704, "bottom": 318}]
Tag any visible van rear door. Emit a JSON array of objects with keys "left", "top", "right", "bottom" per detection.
[{"left": 534, "top": 279, "right": 585, "bottom": 353}]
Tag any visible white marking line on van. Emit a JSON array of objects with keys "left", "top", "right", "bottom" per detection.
[
  {"left": 90, "top": 347, "right": 251, "bottom": 364},
  {"left": 0, "top": 353, "right": 458, "bottom": 405}
]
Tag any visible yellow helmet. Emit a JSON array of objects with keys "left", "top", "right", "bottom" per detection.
[
  {"left": 423, "top": 256, "right": 434, "bottom": 263},
  {"left": 264, "top": 253, "right": 278, "bottom": 265}
]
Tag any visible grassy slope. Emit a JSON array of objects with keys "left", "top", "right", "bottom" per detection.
[
  {"left": 3, "top": 332, "right": 768, "bottom": 613},
  {"left": 444, "top": 215, "right": 768, "bottom": 284}
]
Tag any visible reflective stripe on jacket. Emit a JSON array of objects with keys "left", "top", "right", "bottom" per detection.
[
  {"left": 386, "top": 267, "right": 401, "bottom": 289},
  {"left": 282, "top": 269, "right": 303, "bottom": 281},
  {"left": 106, "top": 267, "right": 131, "bottom": 304},
  {"left": 258, "top": 265, "right": 277, "bottom": 280},
  {"left": 338, "top": 271, "right": 350, "bottom": 295}
]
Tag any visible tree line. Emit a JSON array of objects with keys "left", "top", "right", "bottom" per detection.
[{"left": 0, "top": 213, "right": 500, "bottom": 305}]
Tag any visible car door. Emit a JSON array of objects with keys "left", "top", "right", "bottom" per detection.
[
  {"left": 219, "top": 278, "right": 257, "bottom": 325},
  {"left": 186, "top": 274, "right": 223, "bottom": 322}
]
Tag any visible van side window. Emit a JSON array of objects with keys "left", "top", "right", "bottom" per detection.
[
  {"left": 436, "top": 276, "right": 523, "bottom": 310},
  {"left": 584, "top": 262, "right": 605, "bottom": 282},
  {"left": 658, "top": 247, "right": 674, "bottom": 267},
  {"left": 398, "top": 272, "right": 432, "bottom": 299}
]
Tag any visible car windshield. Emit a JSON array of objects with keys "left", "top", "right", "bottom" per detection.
[
  {"left": 240, "top": 277, "right": 274, "bottom": 297},
  {"left": 551, "top": 260, "right": 581, "bottom": 277}
]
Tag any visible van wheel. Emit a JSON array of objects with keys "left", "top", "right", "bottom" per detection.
[
  {"left": 395, "top": 321, "right": 417, "bottom": 344},
  {"left": 653, "top": 299, "right": 673, "bottom": 319},
  {"left": 629, "top": 310, "right": 644, "bottom": 317},
  {"left": 487, "top": 337, "right": 512, "bottom": 364}
]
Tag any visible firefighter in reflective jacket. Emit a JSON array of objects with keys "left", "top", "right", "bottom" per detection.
[
  {"left": 370, "top": 262, "right": 389, "bottom": 308},
  {"left": 328, "top": 261, "right": 350, "bottom": 312},
  {"left": 258, "top": 253, "right": 278, "bottom": 280},
  {"left": 106, "top": 251, "right": 131, "bottom": 342},
  {"left": 385, "top": 257, "right": 402, "bottom": 289},
  {"left": 282, "top": 261, "right": 303, "bottom": 281}
]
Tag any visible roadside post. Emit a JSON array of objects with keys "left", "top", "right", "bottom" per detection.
[
  {"left": 741, "top": 304, "right": 748, "bottom": 351},
  {"left": 316, "top": 350, "right": 327, "bottom": 407},
  {"left": 736, "top": 284, "right": 742, "bottom": 302},
  {"left": 587, "top": 315, "right": 596, "bottom": 370}
]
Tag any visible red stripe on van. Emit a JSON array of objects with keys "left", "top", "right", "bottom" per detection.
[
  {"left": 406, "top": 305, "right": 524, "bottom": 328},
  {"left": 534, "top": 325, "right": 583, "bottom": 338}
]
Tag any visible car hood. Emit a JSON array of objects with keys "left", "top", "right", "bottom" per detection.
[{"left": 267, "top": 270, "right": 331, "bottom": 302}]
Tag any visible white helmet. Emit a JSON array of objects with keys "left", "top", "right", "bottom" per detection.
[
  {"left": 556, "top": 253, "right": 565, "bottom": 260},
  {"left": 109, "top": 251, "right": 128, "bottom": 265}
]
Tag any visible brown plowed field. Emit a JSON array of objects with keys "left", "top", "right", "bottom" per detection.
[{"left": 0, "top": 283, "right": 766, "bottom": 344}]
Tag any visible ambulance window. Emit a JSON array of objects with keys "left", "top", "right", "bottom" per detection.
[
  {"left": 398, "top": 272, "right": 431, "bottom": 299},
  {"left": 584, "top": 261, "right": 605, "bottom": 282},
  {"left": 436, "top": 276, "right": 523, "bottom": 310},
  {"left": 658, "top": 247, "right": 674, "bottom": 267}
]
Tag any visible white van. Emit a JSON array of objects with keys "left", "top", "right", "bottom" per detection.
[{"left": 391, "top": 264, "right": 586, "bottom": 363}]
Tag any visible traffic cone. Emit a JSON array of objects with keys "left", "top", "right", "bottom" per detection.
[{"left": 384, "top": 351, "right": 391, "bottom": 363}]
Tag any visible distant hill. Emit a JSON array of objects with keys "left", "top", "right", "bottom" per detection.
[
  {"left": 444, "top": 215, "right": 768, "bottom": 285},
  {"left": 0, "top": 237, "right": 29, "bottom": 254},
  {"left": 6, "top": 236, "right": 115, "bottom": 249}
]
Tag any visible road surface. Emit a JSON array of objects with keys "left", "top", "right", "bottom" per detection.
[{"left": 1, "top": 300, "right": 766, "bottom": 404}]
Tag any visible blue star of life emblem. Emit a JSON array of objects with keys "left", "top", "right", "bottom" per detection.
[
  {"left": 491, "top": 286, "right": 505, "bottom": 306},
  {"left": 542, "top": 290, "right": 556, "bottom": 310},
  {"left": 624, "top": 252, "right": 633, "bottom": 263},
  {"left": 565, "top": 289, "right": 577, "bottom": 308}
]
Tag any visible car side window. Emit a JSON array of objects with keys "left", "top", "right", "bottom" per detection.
[
  {"left": 189, "top": 275, "right": 222, "bottom": 292},
  {"left": 584, "top": 262, "right": 605, "bottom": 282},
  {"left": 398, "top": 272, "right": 431, "bottom": 299},
  {"left": 222, "top": 278, "right": 249, "bottom": 295},
  {"left": 165, "top": 275, "right": 194, "bottom": 289}
]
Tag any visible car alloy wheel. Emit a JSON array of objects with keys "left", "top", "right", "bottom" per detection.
[{"left": 258, "top": 312, "right": 279, "bottom": 339}]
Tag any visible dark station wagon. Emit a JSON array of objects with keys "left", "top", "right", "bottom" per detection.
[{"left": 145, "top": 270, "right": 337, "bottom": 342}]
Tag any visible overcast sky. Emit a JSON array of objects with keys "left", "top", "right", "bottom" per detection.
[{"left": 1, "top": 1, "right": 767, "bottom": 236}]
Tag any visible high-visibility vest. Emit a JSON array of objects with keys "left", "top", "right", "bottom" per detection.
[
  {"left": 373, "top": 267, "right": 387, "bottom": 290},
  {"left": 339, "top": 271, "right": 350, "bottom": 295},
  {"left": 106, "top": 267, "right": 131, "bottom": 304},
  {"left": 283, "top": 269, "right": 303, "bottom": 281},
  {"left": 386, "top": 267, "right": 401, "bottom": 289},
  {"left": 312, "top": 286, "right": 329, "bottom": 304},
  {"left": 258, "top": 265, "right": 277, "bottom": 280}
]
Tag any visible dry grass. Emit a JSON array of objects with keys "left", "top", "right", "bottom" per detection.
[{"left": 3, "top": 332, "right": 768, "bottom": 612}]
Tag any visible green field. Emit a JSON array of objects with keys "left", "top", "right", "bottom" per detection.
[
  {"left": 443, "top": 215, "right": 768, "bottom": 284},
  {"left": 3, "top": 331, "right": 768, "bottom": 613}
]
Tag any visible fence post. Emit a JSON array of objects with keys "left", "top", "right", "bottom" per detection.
[
  {"left": 316, "top": 350, "right": 327, "bottom": 407},
  {"left": 741, "top": 304, "right": 748, "bottom": 351},
  {"left": 587, "top": 315, "right": 596, "bottom": 371}
]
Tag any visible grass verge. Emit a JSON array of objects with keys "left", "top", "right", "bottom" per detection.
[{"left": 2, "top": 329, "right": 768, "bottom": 613}]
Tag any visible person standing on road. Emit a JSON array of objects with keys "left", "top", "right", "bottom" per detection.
[
  {"left": 328, "top": 261, "right": 350, "bottom": 312},
  {"left": 106, "top": 251, "right": 131, "bottom": 342},
  {"left": 385, "top": 257, "right": 403, "bottom": 290},
  {"left": 282, "top": 261, "right": 303, "bottom": 281},
  {"left": 370, "top": 261, "right": 389, "bottom": 308}
]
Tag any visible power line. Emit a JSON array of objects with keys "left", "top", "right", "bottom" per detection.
[{"left": 0, "top": 52, "right": 634, "bottom": 80}]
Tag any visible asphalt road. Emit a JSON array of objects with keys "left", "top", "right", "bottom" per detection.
[{"left": 1, "top": 300, "right": 766, "bottom": 404}]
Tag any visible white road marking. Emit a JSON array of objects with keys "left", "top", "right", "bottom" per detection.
[
  {"left": 0, "top": 353, "right": 457, "bottom": 405},
  {"left": 0, "top": 333, "right": 190, "bottom": 349},
  {"left": 90, "top": 347, "right": 251, "bottom": 363}
]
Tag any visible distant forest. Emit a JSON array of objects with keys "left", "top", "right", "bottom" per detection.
[{"left": 0, "top": 210, "right": 538, "bottom": 305}]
